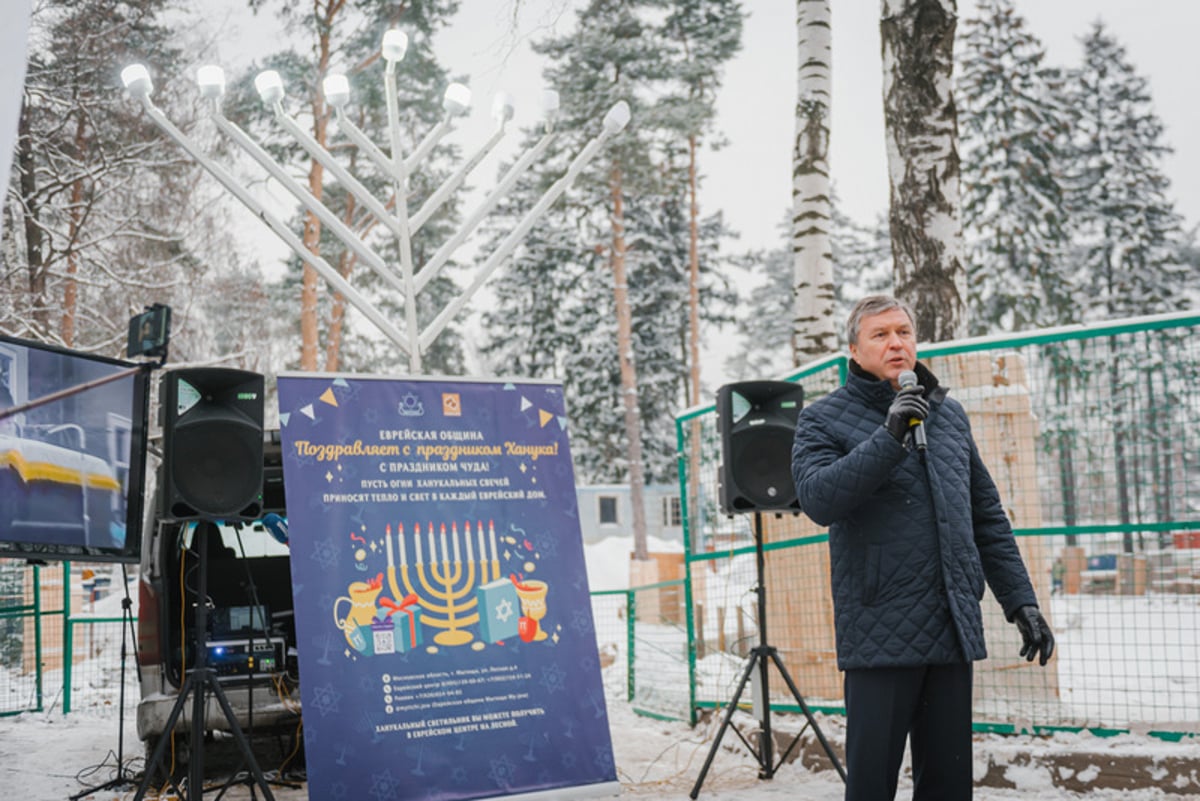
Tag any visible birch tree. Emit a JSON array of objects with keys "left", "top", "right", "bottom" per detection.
[
  {"left": 880, "top": 0, "right": 965, "bottom": 342},
  {"left": 791, "top": 0, "right": 836, "bottom": 364}
]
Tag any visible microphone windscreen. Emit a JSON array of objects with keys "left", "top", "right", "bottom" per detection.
[
  {"left": 262, "top": 512, "right": 289, "bottom": 545},
  {"left": 898, "top": 370, "right": 919, "bottom": 389}
]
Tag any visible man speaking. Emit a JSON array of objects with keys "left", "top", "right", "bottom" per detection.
[{"left": 790, "top": 294, "right": 1054, "bottom": 800}]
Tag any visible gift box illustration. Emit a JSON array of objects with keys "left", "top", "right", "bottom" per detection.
[
  {"left": 476, "top": 578, "right": 520, "bottom": 643},
  {"left": 370, "top": 615, "right": 395, "bottom": 656},
  {"left": 380, "top": 593, "right": 424, "bottom": 653}
]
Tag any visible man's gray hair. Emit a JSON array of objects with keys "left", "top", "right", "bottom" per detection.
[{"left": 846, "top": 295, "right": 916, "bottom": 346}]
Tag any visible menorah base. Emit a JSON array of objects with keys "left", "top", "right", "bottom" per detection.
[{"left": 434, "top": 629, "right": 474, "bottom": 646}]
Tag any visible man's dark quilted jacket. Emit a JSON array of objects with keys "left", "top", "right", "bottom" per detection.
[{"left": 790, "top": 361, "right": 1037, "bottom": 670}]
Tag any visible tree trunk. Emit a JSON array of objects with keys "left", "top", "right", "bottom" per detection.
[
  {"left": 792, "top": 0, "right": 837, "bottom": 365},
  {"left": 610, "top": 163, "right": 649, "bottom": 561},
  {"left": 324, "top": 252, "right": 348, "bottom": 373},
  {"left": 62, "top": 178, "right": 83, "bottom": 348},
  {"left": 300, "top": 197, "right": 322, "bottom": 369},
  {"left": 17, "top": 98, "right": 49, "bottom": 337},
  {"left": 1107, "top": 348, "right": 1136, "bottom": 553},
  {"left": 62, "top": 114, "right": 89, "bottom": 348},
  {"left": 686, "top": 135, "right": 702, "bottom": 409},
  {"left": 686, "top": 134, "right": 704, "bottom": 556},
  {"left": 880, "top": 0, "right": 966, "bottom": 343},
  {"left": 1052, "top": 355, "right": 1078, "bottom": 546},
  {"left": 300, "top": 10, "right": 339, "bottom": 371},
  {"left": 324, "top": 192, "right": 358, "bottom": 372}
]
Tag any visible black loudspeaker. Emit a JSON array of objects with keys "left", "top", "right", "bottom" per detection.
[
  {"left": 160, "top": 368, "right": 264, "bottom": 521},
  {"left": 717, "top": 380, "right": 805, "bottom": 514}
]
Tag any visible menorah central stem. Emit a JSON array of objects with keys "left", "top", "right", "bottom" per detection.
[{"left": 390, "top": 522, "right": 483, "bottom": 647}]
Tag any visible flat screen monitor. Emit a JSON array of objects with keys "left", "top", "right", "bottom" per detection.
[
  {"left": 0, "top": 333, "right": 150, "bottom": 563},
  {"left": 212, "top": 604, "right": 271, "bottom": 638}
]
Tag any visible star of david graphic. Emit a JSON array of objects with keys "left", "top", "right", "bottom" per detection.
[{"left": 494, "top": 597, "right": 514, "bottom": 622}]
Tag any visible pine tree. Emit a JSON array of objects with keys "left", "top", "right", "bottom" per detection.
[
  {"left": 478, "top": 140, "right": 586, "bottom": 381},
  {"left": 1060, "top": 22, "right": 1194, "bottom": 552},
  {"left": 660, "top": 0, "right": 743, "bottom": 405},
  {"left": 728, "top": 238, "right": 792, "bottom": 380},
  {"left": 730, "top": 203, "right": 890, "bottom": 377},
  {"left": 831, "top": 207, "right": 892, "bottom": 323},
  {"left": 481, "top": 144, "right": 734, "bottom": 485},
  {"left": 1064, "top": 21, "right": 1189, "bottom": 321},
  {"left": 623, "top": 178, "right": 738, "bottom": 481},
  {"left": 478, "top": 1, "right": 743, "bottom": 559},
  {"left": 0, "top": 562, "right": 24, "bottom": 664},
  {"left": 958, "top": 0, "right": 1074, "bottom": 335},
  {"left": 531, "top": 0, "right": 670, "bottom": 560}
]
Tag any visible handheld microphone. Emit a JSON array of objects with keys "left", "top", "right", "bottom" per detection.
[
  {"left": 897, "top": 370, "right": 927, "bottom": 452},
  {"left": 262, "top": 512, "right": 289, "bottom": 546}
]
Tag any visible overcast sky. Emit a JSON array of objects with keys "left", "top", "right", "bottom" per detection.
[
  {"left": 413, "top": 0, "right": 1200, "bottom": 254},
  {"left": 200, "top": 0, "right": 1196, "bottom": 255}
]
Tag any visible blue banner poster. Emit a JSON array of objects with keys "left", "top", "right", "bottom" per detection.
[{"left": 276, "top": 374, "right": 618, "bottom": 801}]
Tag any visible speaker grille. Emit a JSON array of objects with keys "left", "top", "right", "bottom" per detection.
[
  {"left": 716, "top": 380, "right": 804, "bottom": 514},
  {"left": 170, "top": 416, "right": 261, "bottom": 518},
  {"left": 160, "top": 368, "right": 264, "bottom": 521},
  {"left": 729, "top": 429, "right": 795, "bottom": 510}
]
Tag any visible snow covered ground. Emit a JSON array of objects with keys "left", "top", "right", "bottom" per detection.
[
  {"left": 1, "top": 684, "right": 1197, "bottom": 800},
  {"left": 3, "top": 540, "right": 1200, "bottom": 799}
]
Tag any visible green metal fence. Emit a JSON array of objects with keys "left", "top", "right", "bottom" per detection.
[
  {"left": 0, "top": 561, "right": 137, "bottom": 718},
  {"left": 591, "top": 579, "right": 692, "bottom": 721},
  {"left": 676, "top": 310, "right": 1200, "bottom": 739},
  {"left": 0, "top": 558, "right": 691, "bottom": 724},
  {"left": 9, "top": 311, "right": 1200, "bottom": 738}
]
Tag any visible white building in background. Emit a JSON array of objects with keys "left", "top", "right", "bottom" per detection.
[{"left": 575, "top": 484, "right": 683, "bottom": 544}]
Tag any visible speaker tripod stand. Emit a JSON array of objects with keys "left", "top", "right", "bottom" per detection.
[
  {"left": 689, "top": 512, "right": 846, "bottom": 798},
  {"left": 134, "top": 521, "right": 277, "bottom": 801}
]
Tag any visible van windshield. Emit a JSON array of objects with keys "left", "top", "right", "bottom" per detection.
[{"left": 179, "top": 520, "right": 290, "bottom": 559}]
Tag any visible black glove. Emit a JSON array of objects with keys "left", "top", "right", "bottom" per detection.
[
  {"left": 1013, "top": 605, "right": 1055, "bottom": 666},
  {"left": 884, "top": 386, "right": 929, "bottom": 443}
]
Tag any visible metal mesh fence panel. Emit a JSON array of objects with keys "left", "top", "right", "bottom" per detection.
[
  {"left": 678, "top": 312, "right": 1200, "bottom": 737},
  {"left": 627, "top": 580, "right": 690, "bottom": 719},
  {"left": 0, "top": 562, "right": 136, "bottom": 717},
  {"left": 0, "top": 562, "right": 66, "bottom": 715},
  {"left": 63, "top": 618, "right": 137, "bottom": 716},
  {"left": 591, "top": 591, "right": 629, "bottom": 701},
  {"left": 592, "top": 582, "right": 691, "bottom": 721}
]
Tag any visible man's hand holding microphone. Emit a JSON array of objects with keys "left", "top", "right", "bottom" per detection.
[{"left": 886, "top": 371, "right": 929, "bottom": 448}]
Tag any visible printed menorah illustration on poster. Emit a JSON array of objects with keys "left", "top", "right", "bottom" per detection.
[{"left": 332, "top": 517, "right": 556, "bottom": 658}]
